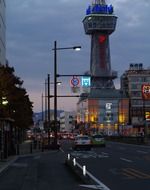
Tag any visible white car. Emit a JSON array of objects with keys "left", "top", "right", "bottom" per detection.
[{"left": 72, "top": 135, "right": 92, "bottom": 150}]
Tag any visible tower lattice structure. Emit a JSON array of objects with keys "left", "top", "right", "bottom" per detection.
[{"left": 83, "top": 0, "right": 117, "bottom": 89}]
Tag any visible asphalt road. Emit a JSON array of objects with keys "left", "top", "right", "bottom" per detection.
[
  {"left": 63, "top": 140, "right": 150, "bottom": 190},
  {"left": 0, "top": 150, "right": 87, "bottom": 190},
  {"left": 0, "top": 140, "right": 150, "bottom": 190}
]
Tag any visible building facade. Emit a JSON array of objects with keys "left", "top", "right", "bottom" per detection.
[
  {"left": 60, "top": 111, "right": 76, "bottom": 132},
  {"left": 0, "top": 0, "right": 6, "bottom": 65},
  {"left": 121, "top": 63, "right": 150, "bottom": 135},
  {"left": 77, "top": 90, "right": 129, "bottom": 135}
]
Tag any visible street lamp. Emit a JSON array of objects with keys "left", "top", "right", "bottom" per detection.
[{"left": 52, "top": 40, "right": 81, "bottom": 147}]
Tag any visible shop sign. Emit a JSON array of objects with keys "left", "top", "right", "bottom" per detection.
[{"left": 142, "top": 84, "right": 150, "bottom": 100}]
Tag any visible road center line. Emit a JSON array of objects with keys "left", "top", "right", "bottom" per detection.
[
  {"left": 137, "top": 150, "right": 148, "bottom": 154},
  {"left": 120, "top": 157, "right": 132, "bottom": 163}
]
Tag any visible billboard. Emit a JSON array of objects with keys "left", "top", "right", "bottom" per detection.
[{"left": 141, "top": 84, "right": 150, "bottom": 100}]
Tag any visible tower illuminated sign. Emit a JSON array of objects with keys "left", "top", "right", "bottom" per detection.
[{"left": 86, "top": 4, "right": 113, "bottom": 15}]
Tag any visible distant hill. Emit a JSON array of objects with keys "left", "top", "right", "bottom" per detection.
[{"left": 33, "top": 110, "right": 63, "bottom": 122}]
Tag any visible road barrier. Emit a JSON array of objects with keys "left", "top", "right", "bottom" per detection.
[{"left": 65, "top": 154, "right": 111, "bottom": 189}]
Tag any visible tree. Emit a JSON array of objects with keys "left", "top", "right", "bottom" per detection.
[{"left": 0, "top": 63, "right": 33, "bottom": 129}]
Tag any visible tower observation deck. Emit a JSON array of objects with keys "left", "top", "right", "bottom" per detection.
[{"left": 83, "top": 0, "right": 117, "bottom": 89}]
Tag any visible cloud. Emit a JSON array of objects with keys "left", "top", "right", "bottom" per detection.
[{"left": 6, "top": 0, "right": 150, "bottom": 112}]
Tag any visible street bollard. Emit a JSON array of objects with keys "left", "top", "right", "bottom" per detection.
[
  {"left": 73, "top": 158, "right": 76, "bottom": 166},
  {"left": 83, "top": 165, "right": 86, "bottom": 176},
  {"left": 67, "top": 154, "right": 70, "bottom": 160}
]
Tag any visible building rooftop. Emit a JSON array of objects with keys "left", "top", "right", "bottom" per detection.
[{"left": 78, "top": 88, "right": 126, "bottom": 103}]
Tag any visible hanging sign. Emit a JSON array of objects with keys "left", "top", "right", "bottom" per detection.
[
  {"left": 81, "top": 76, "right": 91, "bottom": 87},
  {"left": 70, "top": 76, "right": 80, "bottom": 87}
]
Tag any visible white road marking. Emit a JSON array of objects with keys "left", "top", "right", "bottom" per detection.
[
  {"left": 137, "top": 150, "right": 148, "bottom": 154},
  {"left": 80, "top": 184, "right": 108, "bottom": 189},
  {"left": 76, "top": 162, "right": 111, "bottom": 190},
  {"left": 120, "top": 157, "right": 132, "bottom": 163},
  {"left": 71, "top": 151, "right": 109, "bottom": 159},
  {"left": 60, "top": 148, "right": 65, "bottom": 153}
]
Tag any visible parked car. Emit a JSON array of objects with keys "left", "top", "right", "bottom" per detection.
[
  {"left": 72, "top": 135, "right": 92, "bottom": 150},
  {"left": 91, "top": 134, "right": 106, "bottom": 147}
]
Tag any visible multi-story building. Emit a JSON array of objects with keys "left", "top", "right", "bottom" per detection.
[
  {"left": 121, "top": 63, "right": 150, "bottom": 134},
  {"left": 0, "top": 0, "right": 6, "bottom": 65},
  {"left": 77, "top": 91, "right": 129, "bottom": 135},
  {"left": 60, "top": 111, "right": 76, "bottom": 132}
]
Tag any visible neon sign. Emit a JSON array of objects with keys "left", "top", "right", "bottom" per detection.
[{"left": 86, "top": 4, "right": 113, "bottom": 15}]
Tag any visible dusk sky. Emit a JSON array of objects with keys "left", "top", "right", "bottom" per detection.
[{"left": 6, "top": 0, "right": 150, "bottom": 113}]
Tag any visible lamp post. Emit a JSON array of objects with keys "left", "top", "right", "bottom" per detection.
[
  {"left": 52, "top": 40, "right": 81, "bottom": 147},
  {"left": 41, "top": 93, "right": 44, "bottom": 122},
  {"left": 47, "top": 74, "right": 51, "bottom": 146},
  {"left": 47, "top": 74, "right": 61, "bottom": 146}
]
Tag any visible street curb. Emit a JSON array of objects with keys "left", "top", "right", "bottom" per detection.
[
  {"left": 0, "top": 156, "right": 18, "bottom": 175},
  {"left": 65, "top": 159, "right": 96, "bottom": 185}
]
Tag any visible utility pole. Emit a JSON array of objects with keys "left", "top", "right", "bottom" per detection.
[
  {"left": 45, "top": 79, "right": 48, "bottom": 125},
  {"left": 54, "top": 41, "right": 58, "bottom": 146},
  {"left": 47, "top": 74, "right": 51, "bottom": 146},
  {"left": 41, "top": 93, "right": 44, "bottom": 121}
]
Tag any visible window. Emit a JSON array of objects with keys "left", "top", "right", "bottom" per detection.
[{"left": 131, "top": 91, "right": 141, "bottom": 97}]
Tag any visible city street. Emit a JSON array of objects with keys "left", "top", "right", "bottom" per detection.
[
  {"left": 0, "top": 150, "right": 86, "bottom": 190},
  {"left": 1, "top": 1, "right": 150, "bottom": 190},
  {"left": 0, "top": 140, "right": 150, "bottom": 190},
  {"left": 62, "top": 140, "right": 150, "bottom": 190}
]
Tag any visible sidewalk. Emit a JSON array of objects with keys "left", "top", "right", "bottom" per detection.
[
  {"left": 0, "top": 140, "right": 44, "bottom": 174},
  {"left": 0, "top": 141, "right": 86, "bottom": 190}
]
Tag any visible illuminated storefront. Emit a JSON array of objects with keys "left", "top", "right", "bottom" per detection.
[{"left": 77, "top": 89, "right": 129, "bottom": 135}]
